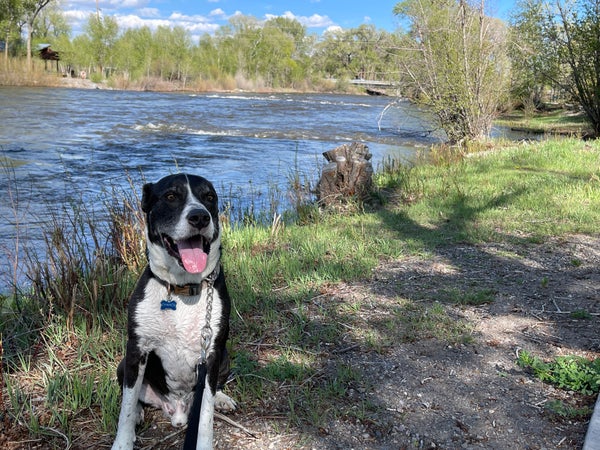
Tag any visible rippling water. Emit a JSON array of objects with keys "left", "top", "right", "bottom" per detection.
[{"left": 0, "top": 86, "right": 443, "bottom": 289}]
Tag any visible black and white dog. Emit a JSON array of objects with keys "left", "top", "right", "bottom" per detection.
[{"left": 112, "top": 174, "right": 235, "bottom": 450}]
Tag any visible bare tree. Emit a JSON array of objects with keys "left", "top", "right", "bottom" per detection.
[{"left": 394, "top": 0, "right": 510, "bottom": 144}]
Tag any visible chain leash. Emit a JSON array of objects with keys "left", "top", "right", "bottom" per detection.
[{"left": 199, "top": 269, "right": 216, "bottom": 366}]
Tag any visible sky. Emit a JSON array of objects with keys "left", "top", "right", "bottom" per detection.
[{"left": 58, "top": 0, "right": 517, "bottom": 39}]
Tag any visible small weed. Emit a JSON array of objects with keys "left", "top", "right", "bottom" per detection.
[
  {"left": 545, "top": 399, "right": 593, "bottom": 419},
  {"left": 517, "top": 350, "right": 600, "bottom": 395},
  {"left": 570, "top": 309, "right": 593, "bottom": 320},
  {"left": 439, "top": 287, "right": 496, "bottom": 306}
]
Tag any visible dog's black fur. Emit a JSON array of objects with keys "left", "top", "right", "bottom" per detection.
[{"left": 112, "top": 174, "right": 234, "bottom": 450}]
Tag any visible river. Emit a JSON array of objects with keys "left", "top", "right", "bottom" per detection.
[{"left": 0, "top": 86, "right": 517, "bottom": 290}]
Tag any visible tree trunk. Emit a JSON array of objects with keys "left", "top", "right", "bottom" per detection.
[{"left": 316, "top": 142, "right": 373, "bottom": 206}]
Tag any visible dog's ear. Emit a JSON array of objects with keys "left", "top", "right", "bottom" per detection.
[{"left": 141, "top": 183, "right": 155, "bottom": 213}]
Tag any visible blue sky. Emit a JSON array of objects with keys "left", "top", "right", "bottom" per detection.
[{"left": 60, "top": 0, "right": 516, "bottom": 38}]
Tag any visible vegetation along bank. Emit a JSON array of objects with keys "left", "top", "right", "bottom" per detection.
[{"left": 1, "top": 137, "right": 599, "bottom": 448}]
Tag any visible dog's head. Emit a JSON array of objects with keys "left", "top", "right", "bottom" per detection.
[{"left": 141, "top": 174, "right": 221, "bottom": 285}]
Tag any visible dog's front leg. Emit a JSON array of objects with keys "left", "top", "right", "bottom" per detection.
[{"left": 112, "top": 352, "right": 148, "bottom": 450}]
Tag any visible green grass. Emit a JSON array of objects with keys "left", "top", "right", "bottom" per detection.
[
  {"left": 382, "top": 139, "right": 600, "bottom": 244},
  {"left": 1, "top": 137, "right": 599, "bottom": 446},
  {"left": 496, "top": 109, "right": 592, "bottom": 135}
]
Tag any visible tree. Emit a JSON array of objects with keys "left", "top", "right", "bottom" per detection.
[
  {"left": 394, "top": 0, "right": 510, "bottom": 143},
  {"left": 34, "top": 1, "right": 69, "bottom": 41},
  {"left": 22, "top": 0, "right": 53, "bottom": 70},
  {"left": 509, "top": 0, "right": 560, "bottom": 109},
  {"left": 313, "top": 28, "right": 354, "bottom": 79},
  {"left": 0, "top": 0, "right": 24, "bottom": 66},
  {"left": 513, "top": 0, "right": 600, "bottom": 135},
  {"left": 84, "top": 12, "right": 118, "bottom": 76}
]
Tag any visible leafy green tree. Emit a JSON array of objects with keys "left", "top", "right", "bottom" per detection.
[
  {"left": 0, "top": 0, "right": 24, "bottom": 64},
  {"left": 34, "top": 1, "right": 68, "bottom": 41},
  {"left": 347, "top": 25, "right": 382, "bottom": 79},
  {"left": 394, "top": 0, "right": 510, "bottom": 143},
  {"left": 153, "top": 26, "right": 192, "bottom": 82},
  {"left": 22, "top": 0, "right": 53, "bottom": 70},
  {"left": 313, "top": 28, "right": 356, "bottom": 79},
  {"left": 113, "top": 26, "right": 153, "bottom": 80},
  {"left": 84, "top": 12, "right": 118, "bottom": 75},
  {"left": 313, "top": 25, "right": 399, "bottom": 82},
  {"left": 263, "top": 17, "right": 310, "bottom": 86},
  {"left": 509, "top": 0, "right": 560, "bottom": 109},
  {"left": 512, "top": 0, "right": 600, "bottom": 135}
]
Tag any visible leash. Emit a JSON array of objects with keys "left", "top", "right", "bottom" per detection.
[
  {"left": 183, "top": 268, "right": 216, "bottom": 450},
  {"left": 198, "top": 268, "right": 216, "bottom": 366}
]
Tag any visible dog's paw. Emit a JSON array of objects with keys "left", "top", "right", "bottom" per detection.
[
  {"left": 214, "top": 391, "right": 237, "bottom": 412},
  {"left": 135, "top": 402, "right": 145, "bottom": 425},
  {"left": 111, "top": 433, "right": 136, "bottom": 450}
]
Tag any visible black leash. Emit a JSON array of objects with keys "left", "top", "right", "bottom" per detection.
[{"left": 183, "top": 362, "right": 207, "bottom": 450}]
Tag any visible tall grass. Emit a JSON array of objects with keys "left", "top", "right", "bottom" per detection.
[{"left": 0, "top": 57, "right": 65, "bottom": 87}]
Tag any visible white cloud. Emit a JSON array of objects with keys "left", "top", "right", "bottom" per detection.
[
  {"left": 115, "top": 14, "right": 172, "bottom": 29},
  {"left": 363, "top": 16, "right": 372, "bottom": 23},
  {"left": 264, "top": 11, "right": 334, "bottom": 28},
  {"left": 113, "top": 13, "right": 220, "bottom": 34},
  {"left": 209, "top": 8, "right": 225, "bottom": 18},
  {"left": 138, "top": 8, "right": 160, "bottom": 18},
  {"left": 62, "top": 9, "right": 91, "bottom": 21},
  {"left": 168, "top": 12, "right": 211, "bottom": 23},
  {"left": 324, "top": 25, "right": 343, "bottom": 35},
  {"left": 107, "top": 0, "right": 148, "bottom": 8}
]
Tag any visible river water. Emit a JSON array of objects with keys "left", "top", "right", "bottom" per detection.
[{"left": 0, "top": 86, "right": 517, "bottom": 289}]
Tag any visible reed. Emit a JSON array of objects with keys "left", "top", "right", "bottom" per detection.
[{"left": 0, "top": 57, "right": 64, "bottom": 87}]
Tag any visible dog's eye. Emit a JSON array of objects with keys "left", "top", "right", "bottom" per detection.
[
  {"left": 206, "top": 193, "right": 215, "bottom": 202},
  {"left": 165, "top": 192, "right": 177, "bottom": 202}
]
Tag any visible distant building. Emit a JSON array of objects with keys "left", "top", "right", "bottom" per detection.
[{"left": 37, "top": 43, "right": 60, "bottom": 71}]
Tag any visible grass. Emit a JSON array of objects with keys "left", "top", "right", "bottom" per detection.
[
  {"left": 495, "top": 108, "right": 592, "bottom": 136},
  {"left": 1, "top": 137, "right": 600, "bottom": 447}
]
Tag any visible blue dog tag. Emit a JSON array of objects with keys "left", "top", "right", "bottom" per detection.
[{"left": 161, "top": 300, "right": 177, "bottom": 311}]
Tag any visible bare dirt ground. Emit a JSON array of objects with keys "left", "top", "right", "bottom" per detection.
[
  {"left": 217, "top": 234, "right": 599, "bottom": 450},
  {"left": 3, "top": 235, "right": 598, "bottom": 449}
]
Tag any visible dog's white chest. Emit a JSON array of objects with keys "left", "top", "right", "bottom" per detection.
[{"left": 134, "top": 280, "right": 222, "bottom": 385}]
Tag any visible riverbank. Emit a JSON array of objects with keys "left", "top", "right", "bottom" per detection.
[
  {"left": 1, "top": 137, "right": 599, "bottom": 449},
  {"left": 0, "top": 68, "right": 364, "bottom": 95},
  {"left": 496, "top": 107, "right": 593, "bottom": 137}
]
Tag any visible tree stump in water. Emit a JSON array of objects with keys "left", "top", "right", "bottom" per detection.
[{"left": 316, "top": 142, "right": 373, "bottom": 206}]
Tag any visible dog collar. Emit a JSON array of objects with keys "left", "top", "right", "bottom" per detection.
[
  {"left": 167, "top": 283, "right": 202, "bottom": 296},
  {"left": 153, "top": 265, "right": 220, "bottom": 311}
]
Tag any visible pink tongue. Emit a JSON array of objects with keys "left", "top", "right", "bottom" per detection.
[{"left": 177, "top": 238, "right": 208, "bottom": 273}]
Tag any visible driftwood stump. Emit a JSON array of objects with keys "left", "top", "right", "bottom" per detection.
[{"left": 316, "top": 142, "right": 373, "bottom": 206}]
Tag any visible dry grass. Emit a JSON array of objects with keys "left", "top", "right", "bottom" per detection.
[{"left": 0, "top": 58, "right": 66, "bottom": 87}]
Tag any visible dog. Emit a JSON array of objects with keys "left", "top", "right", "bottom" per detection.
[{"left": 112, "top": 173, "right": 236, "bottom": 450}]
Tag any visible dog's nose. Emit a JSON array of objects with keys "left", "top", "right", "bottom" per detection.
[{"left": 187, "top": 208, "right": 211, "bottom": 229}]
